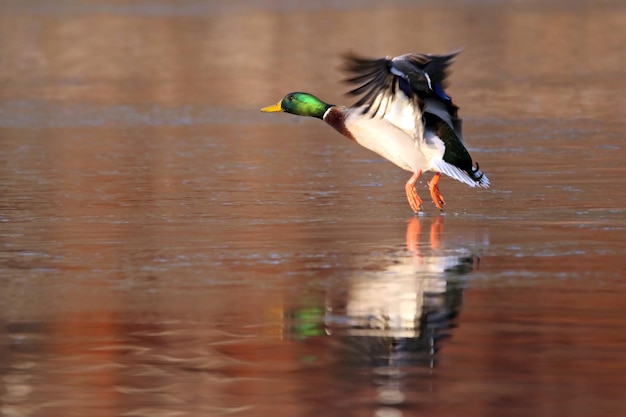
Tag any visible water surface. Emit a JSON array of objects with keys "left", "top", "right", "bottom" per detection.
[{"left": 1, "top": 1, "right": 625, "bottom": 416}]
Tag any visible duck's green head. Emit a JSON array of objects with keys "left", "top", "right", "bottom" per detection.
[{"left": 261, "top": 92, "right": 332, "bottom": 119}]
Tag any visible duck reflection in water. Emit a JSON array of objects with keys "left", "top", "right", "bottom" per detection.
[
  {"left": 326, "top": 217, "right": 481, "bottom": 362},
  {"left": 286, "top": 216, "right": 487, "bottom": 413}
]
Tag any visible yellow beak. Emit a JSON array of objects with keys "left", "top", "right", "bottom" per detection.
[{"left": 260, "top": 101, "right": 283, "bottom": 113}]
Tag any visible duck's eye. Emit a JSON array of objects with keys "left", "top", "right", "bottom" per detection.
[{"left": 287, "top": 95, "right": 294, "bottom": 101}]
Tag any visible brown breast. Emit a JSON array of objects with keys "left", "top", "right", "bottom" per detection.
[{"left": 323, "top": 107, "right": 357, "bottom": 142}]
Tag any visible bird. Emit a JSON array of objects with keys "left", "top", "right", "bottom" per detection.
[{"left": 261, "top": 50, "right": 489, "bottom": 212}]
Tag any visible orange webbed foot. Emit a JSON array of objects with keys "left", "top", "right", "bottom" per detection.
[
  {"left": 428, "top": 173, "right": 445, "bottom": 211},
  {"left": 405, "top": 171, "right": 423, "bottom": 213}
]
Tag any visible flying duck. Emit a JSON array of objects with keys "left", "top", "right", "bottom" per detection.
[{"left": 261, "top": 51, "right": 489, "bottom": 212}]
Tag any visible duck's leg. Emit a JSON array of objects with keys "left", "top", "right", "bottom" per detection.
[
  {"left": 428, "top": 173, "right": 445, "bottom": 210},
  {"left": 405, "top": 170, "right": 423, "bottom": 212}
]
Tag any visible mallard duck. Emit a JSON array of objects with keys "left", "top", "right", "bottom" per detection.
[{"left": 261, "top": 51, "right": 489, "bottom": 212}]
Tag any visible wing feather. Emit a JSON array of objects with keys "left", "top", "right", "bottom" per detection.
[{"left": 343, "top": 50, "right": 463, "bottom": 138}]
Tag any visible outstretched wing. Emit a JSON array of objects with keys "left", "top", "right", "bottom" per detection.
[{"left": 343, "top": 51, "right": 463, "bottom": 139}]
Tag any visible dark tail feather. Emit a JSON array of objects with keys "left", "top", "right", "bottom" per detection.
[{"left": 469, "top": 162, "right": 490, "bottom": 188}]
